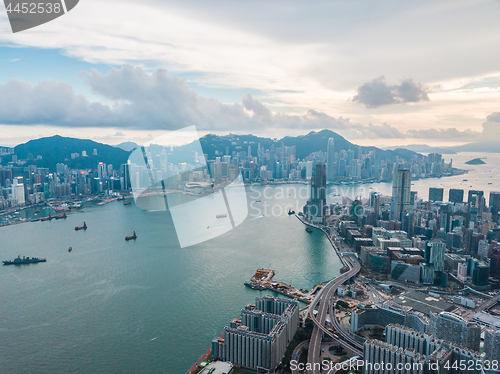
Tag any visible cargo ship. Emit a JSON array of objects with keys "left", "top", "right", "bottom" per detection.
[
  {"left": 125, "top": 231, "right": 137, "bottom": 241},
  {"left": 3, "top": 255, "right": 47, "bottom": 265},
  {"left": 244, "top": 280, "right": 266, "bottom": 290},
  {"left": 75, "top": 222, "right": 87, "bottom": 231},
  {"left": 40, "top": 214, "right": 53, "bottom": 222},
  {"left": 55, "top": 212, "right": 67, "bottom": 219}
]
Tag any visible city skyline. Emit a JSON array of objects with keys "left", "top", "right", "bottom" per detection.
[{"left": 1, "top": 2, "right": 500, "bottom": 148}]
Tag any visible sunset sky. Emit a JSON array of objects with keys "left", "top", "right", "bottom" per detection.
[{"left": 1, "top": 0, "right": 500, "bottom": 147}]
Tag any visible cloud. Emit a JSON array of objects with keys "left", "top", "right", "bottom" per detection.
[
  {"left": 0, "top": 65, "right": 492, "bottom": 142},
  {"left": 353, "top": 76, "right": 429, "bottom": 108}
]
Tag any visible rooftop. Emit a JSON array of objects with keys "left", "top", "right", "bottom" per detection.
[
  {"left": 199, "top": 361, "right": 233, "bottom": 374},
  {"left": 388, "top": 290, "right": 455, "bottom": 316}
]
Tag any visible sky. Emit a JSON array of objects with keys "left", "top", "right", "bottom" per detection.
[{"left": 1, "top": 0, "right": 500, "bottom": 147}]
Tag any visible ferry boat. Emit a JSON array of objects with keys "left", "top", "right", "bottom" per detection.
[
  {"left": 3, "top": 255, "right": 47, "bottom": 265},
  {"left": 125, "top": 231, "right": 137, "bottom": 241},
  {"left": 216, "top": 214, "right": 227, "bottom": 219},
  {"left": 75, "top": 222, "right": 87, "bottom": 231}
]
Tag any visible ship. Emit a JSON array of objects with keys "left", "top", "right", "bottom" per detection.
[
  {"left": 125, "top": 231, "right": 137, "bottom": 241},
  {"left": 75, "top": 222, "right": 87, "bottom": 231},
  {"left": 123, "top": 199, "right": 132, "bottom": 205},
  {"left": 40, "top": 214, "right": 53, "bottom": 222},
  {"left": 288, "top": 209, "right": 295, "bottom": 215},
  {"left": 305, "top": 227, "right": 313, "bottom": 233},
  {"left": 3, "top": 255, "right": 47, "bottom": 265},
  {"left": 68, "top": 247, "right": 72, "bottom": 252},
  {"left": 216, "top": 214, "right": 227, "bottom": 219},
  {"left": 55, "top": 212, "right": 67, "bottom": 219}
]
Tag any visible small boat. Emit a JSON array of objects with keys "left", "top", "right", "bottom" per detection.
[
  {"left": 306, "top": 227, "right": 313, "bottom": 233},
  {"left": 288, "top": 209, "right": 295, "bottom": 215},
  {"left": 68, "top": 247, "right": 72, "bottom": 252},
  {"left": 75, "top": 222, "right": 87, "bottom": 231},
  {"left": 216, "top": 214, "right": 227, "bottom": 219},
  {"left": 125, "top": 231, "right": 137, "bottom": 241},
  {"left": 123, "top": 199, "right": 132, "bottom": 205}
]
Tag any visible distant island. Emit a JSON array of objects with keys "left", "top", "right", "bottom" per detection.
[{"left": 465, "top": 158, "right": 486, "bottom": 165}]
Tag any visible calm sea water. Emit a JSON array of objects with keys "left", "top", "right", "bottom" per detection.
[{"left": 0, "top": 152, "right": 498, "bottom": 374}]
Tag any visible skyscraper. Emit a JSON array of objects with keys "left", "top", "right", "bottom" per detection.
[
  {"left": 326, "top": 137, "right": 335, "bottom": 181},
  {"left": 430, "top": 312, "right": 481, "bottom": 352},
  {"left": 449, "top": 188, "right": 464, "bottom": 203},
  {"left": 391, "top": 169, "right": 411, "bottom": 221},
  {"left": 490, "top": 191, "right": 500, "bottom": 220},
  {"left": 429, "top": 187, "right": 444, "bottom": 202},
  {"left": 304, "top": 163, "right": 327, "bottom": 222}
]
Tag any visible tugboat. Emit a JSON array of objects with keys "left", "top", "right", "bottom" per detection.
[
  {"left": 123, "top": 199, "right": 132, "bottom": 205},
  {"left": 3, "top": 255, "right": 47, "bottom": 265},
  {"left": 68, "top": 247, "right": 72, "bottom": 252},
  {"left": 41, "top": 214, "right": 53, "bottom": 222},
  {"left": 288, "top": 209, "right": 295, "bottom": 215},
  {"left": 125, "top": 231, "right": 137, "bottom": 241},
  {"left": 75, "top": 222, "right": 87, "bottom": 231},
  {"left": 305, "top": 226, "right": 313, "bottom": 233}
]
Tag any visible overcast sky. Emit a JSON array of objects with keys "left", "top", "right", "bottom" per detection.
[{"left": 1, "top": 0, "right": 500, "bottom": 147}]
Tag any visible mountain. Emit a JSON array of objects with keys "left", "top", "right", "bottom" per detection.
[
  {"left": 384, "top": 144, "right": 456, "bottom": 154},
  {"left": 10, "top": 135, "right": 130, "bottom": 171},
  {"left": 448, "top": 141, "right": 500, "bottom": 153},
  {"left": 174, "top": 129, "right": 422, "bottom": 163},
  {"left": 115, "top": 142, "right": 138, "bottom": 152}
]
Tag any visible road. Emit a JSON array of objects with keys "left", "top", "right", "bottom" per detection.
[
  {"left": 291, "top": 340, "right": 310, "bottom": 374},
  {"left": 307, "top": 254, "right": 361, "bottom": 374}
]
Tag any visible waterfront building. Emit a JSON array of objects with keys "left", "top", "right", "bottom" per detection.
[
  {"left": 491, "top": 191, "right": 500, "bottom": 221},
  {"left": 449, "top": 188, "right": 464, "bottom": 204},
  {"left": 391, "top": 169, "right": 411, "bottom": 221},
  {"left": 303, "top": 163, "right": 326, "bottom": 223},
  {"left": 429, "top": 187, "right": 444, "bottom": 202},
  {"left": 212, "top": 295, "right": 299, "bottom": 371}
]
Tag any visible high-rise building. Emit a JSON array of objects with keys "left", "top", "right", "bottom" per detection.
[
  {"left": 484, "top": 328, "right": 500, "bottom": 362},
  {"left": 468, "top": 190, "right": 484, "bottom": 204},
  {"left": 429, "top": 312, "right": 481, "bottom": 352},
  {"left": 449, "top": 188, "right": 464, "bottom": 203},
  {"left": 326, "top": 137, "right": 335, "bottom": 181},
  {"left": 391, "top": 169, "right": 411, "bottom": 221},
  {"left": 490, "top": 191, "right": 500, "bottom": 220},
  {"left": 429, "top": 187, "right": 444, "bottom": 202},
  {"left": 212, "top": 295, "right": 299, "bottom": 371},
  {"left": 304, "top": 163, "right": 326, "bottom": 222},
  {"left": 382, "top": 324, "right": 484, "bottom": 374}
]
